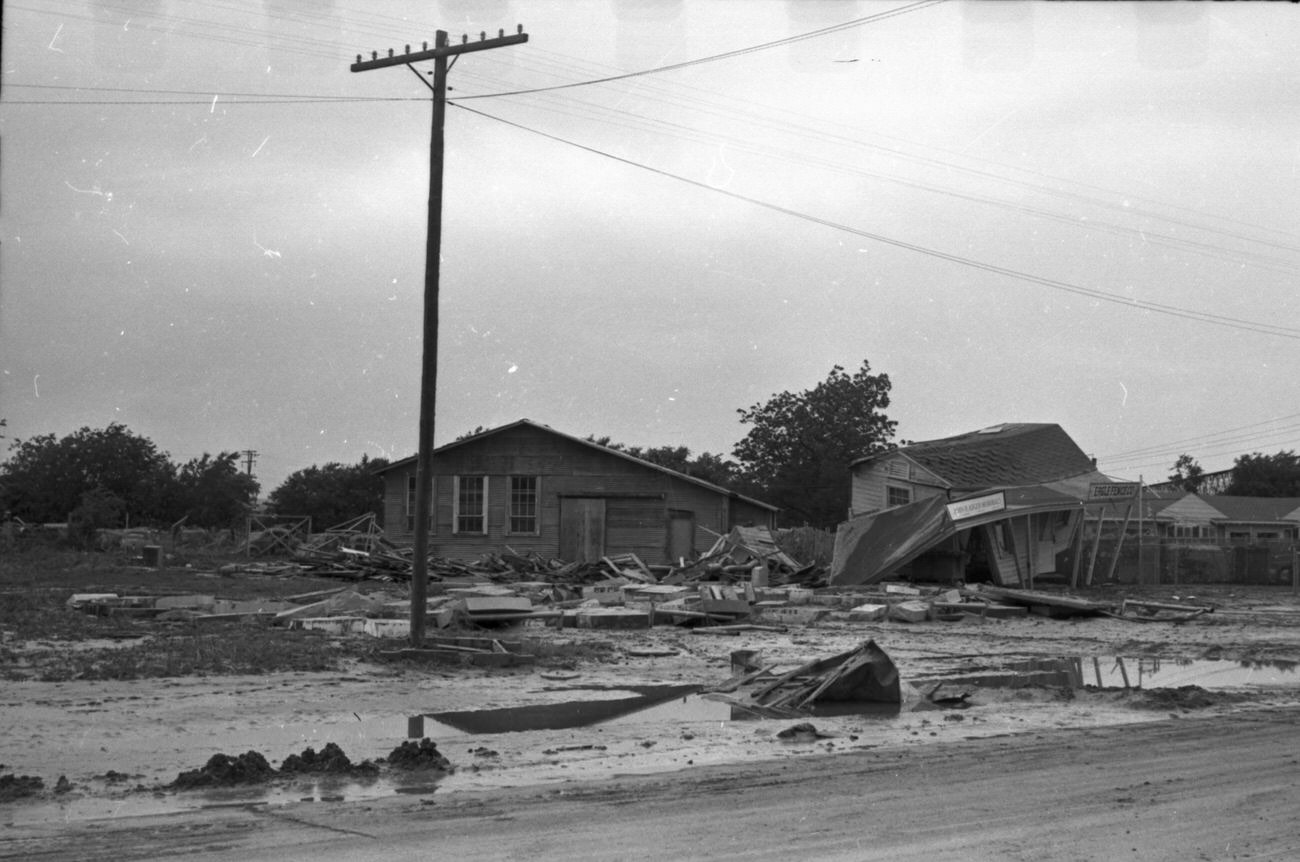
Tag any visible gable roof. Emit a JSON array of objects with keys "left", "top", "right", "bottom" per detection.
[
  {"left": 855, "top": 423, "right": 1096, "bottom": 491},
  {"left": 376, "top": 418, "right": 778, "bottom": 512},
  {"left": 1147, "top": 493, "right": 1300, "bottom": 524}
]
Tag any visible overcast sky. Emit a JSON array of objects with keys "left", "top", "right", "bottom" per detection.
[{"left": 2, "top": 0, "right": 1298, "bottom": 494}]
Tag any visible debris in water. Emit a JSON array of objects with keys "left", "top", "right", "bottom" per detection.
[
  {"left": 171, "top": 751, "right": 276, "bottom": 789},
  {"left": 776, "top": 722, "right": 833, "bottom": 742},
  {"left": 384, "top": 738, "right": 453, "bottom": 771},
  {"left": 0, "top": 774, "right": 45, "bottom": 802},
  {"left": 280, "top": 742, "right": 378, "bottom": 777}
]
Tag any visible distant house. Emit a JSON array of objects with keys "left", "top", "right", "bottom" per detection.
[
  {"left": 1144, "top": 493, "right": 1300, "bottom": 543},
  {"left": 833, "top": 423, "right": 1116, "bottom": 586},
  {"left": 375, "top": 419, "right": 777, "bottom": 565}
]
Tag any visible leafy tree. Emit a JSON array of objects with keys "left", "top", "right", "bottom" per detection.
[
  {"left": 1167, "top": 453, "right": 1205, "bottom": 493},
  {"left": 173, "top": 453, "right": 259, "bottom": 528},
  {"left": 68, "top": 488, "right": 127, "bottom": 548},
  {"left": 265, "top": 455, "right": 389, "bottom": 530},
  {"left": 586, "top": 438, "right": 739, "bottom": 489},
  {"left": 0, "top": 423, "right": 175, "bottom": 525},
  {"left": 1226, "top": 450, "right": 1300, "bottom": 497},
  {"left": 733, "top": 360, "right": 897, "bottom": 528}
]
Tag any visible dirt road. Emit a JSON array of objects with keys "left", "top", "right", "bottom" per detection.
[{"left": 6, "top": 706, "right": 1298, "bottom": 861}]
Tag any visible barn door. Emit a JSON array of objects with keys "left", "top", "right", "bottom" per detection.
[{"left": 559, "top": 497, "right": 606, "bottom": 562}]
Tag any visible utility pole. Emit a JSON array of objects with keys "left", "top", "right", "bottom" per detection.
[
  {"left": 241, "top": 449, "right": 258, "bottom": 476},
  {"left": 351, "top": 26, "right": 529, "bottom": 647}
]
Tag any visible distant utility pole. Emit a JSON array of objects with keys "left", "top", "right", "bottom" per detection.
[
  {"left": 241, "top": 449, "right": 258, "bottom": 476},
  {"left": 351, "top": 26, "right": 529, "bottom": 647}
]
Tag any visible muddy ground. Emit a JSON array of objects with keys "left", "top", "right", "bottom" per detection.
[{"left": 4, "top": 558, "right": 1300, "bottom": 858}]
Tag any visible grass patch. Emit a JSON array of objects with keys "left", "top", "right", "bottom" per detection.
[
  {"left": 0, "top": 589, "right": 140, "bottom": 641},
  {"left": 0, "top": 544, "right": 364, "bottom": 600},
  {"left": 5, "top": 624, "right": 352, "bottom": 681}
]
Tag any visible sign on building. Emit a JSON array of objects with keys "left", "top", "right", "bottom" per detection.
[
  {"left": 946, "top": 491, "right": 1006, "bottom": 521},
  {"left": 1088, "top": 482, "right": 1140, "bottom": 502}
]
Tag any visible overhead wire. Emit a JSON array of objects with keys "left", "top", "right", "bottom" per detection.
[
  {"left": 10, "top": 0, "right": 1297, "bottom": 269},
  {"left": 451, "top": 0, "right": 948, "bottom": 100},
  {"left": 452, "top": 101, "right": 1300, "bottom": 342}
]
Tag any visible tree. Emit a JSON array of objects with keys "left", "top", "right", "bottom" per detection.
[
  {"left": 0, "top": 423, "right": 175, "bottom": 525},
  {"left": 173, "top": 453, "right": 260, "bottom": 528},
  {"left": 265, "top": 455, "right": 389, "bottom": 529},
  {"left": 733, "top": 360, "right": 897, "bottom": 528},
  {"left": 1167, "top": 454, "right": 1205, "bottom": 493},
  {"left": 1226, "top": 450, "right": 1300, "bottom": 497}
]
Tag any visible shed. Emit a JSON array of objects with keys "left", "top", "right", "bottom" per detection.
[{"left": 375, "top": 419, "right": 777, "bottom": 565}]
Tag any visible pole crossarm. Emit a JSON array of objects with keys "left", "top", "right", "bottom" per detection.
[{"left": 351, "top": 26, "right": 528, "bottom": 72}]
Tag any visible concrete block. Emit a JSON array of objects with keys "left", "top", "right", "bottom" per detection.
[
  {"left": 363, "top": 618, "right": 411, "bottom": 639},
  {"left": 292, "top": 616, "right": 368, "bottom": 634},
  {"left": 847, "top": 603, "right": 888, "bottom": 622}
]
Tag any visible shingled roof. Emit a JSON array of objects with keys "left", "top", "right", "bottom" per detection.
[{"left": 865, "top": 423, "right": 1096, "bottom": 491}]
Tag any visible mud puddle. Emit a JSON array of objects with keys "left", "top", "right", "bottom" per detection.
[
  {"left": 12, "top": 657, "right": 1299, "bottom": 827},
  {"left": 929, "top": 656, "right": 1300, "bottom": 690},
  {"left": 417, "top": 684, "right": 904, "bottom": 737}
]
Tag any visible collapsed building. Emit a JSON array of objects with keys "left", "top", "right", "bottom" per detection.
[{"left": 831, "top": 423, "right": 1129, "bottom": 587}]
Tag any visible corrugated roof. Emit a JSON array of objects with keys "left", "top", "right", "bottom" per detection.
[{"left": 862, "top": 423, "right": 1095, "bottom": 490}]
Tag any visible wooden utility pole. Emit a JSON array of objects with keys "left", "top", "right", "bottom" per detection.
[{"left": 351, "top": 26, "right": 529, "bottom": 646}]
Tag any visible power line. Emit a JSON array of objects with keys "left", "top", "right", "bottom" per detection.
[
  {"left": 452, "top": 0, "right": 947, "bottom": 100},
  {"left": 1099, "top": 413, "right": 1300, "bottom": 462},
  {"left": 452, "top": 102, "right": 1300, "bottom": 342}
]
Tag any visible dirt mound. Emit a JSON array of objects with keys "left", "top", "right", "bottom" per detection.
[
  {"left": 1128, "top": 685, "right": 1231, "bottom": 711},
  {"left": 0, "top": 774, "right": 44, "bottom": 802},
  {"left": 171, "top": 751, "right": 276, "bottom": 789},
  {"left": 280, "top": 743, "right": 378, "bottom": 776},
  {"left": 384, "top": 738, "right": 453, "bottom": 771}
]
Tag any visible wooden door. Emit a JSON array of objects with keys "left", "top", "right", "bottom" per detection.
[
  {"left": 559, "top": 497, "right": 605, "bottom": 562},
  {"left": 666, "top": 509, "right": 695, "bottom": 564}
]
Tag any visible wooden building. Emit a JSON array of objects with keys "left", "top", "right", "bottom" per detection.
[
  {"left": 833, "top": 423, "right": 1114, "bottom": 586},
  {"left": 1143, "top": 494, "right": 1300, "bottom": 543},
  {"left": 376, "top": 419, "right": 777, "bottom": 564}
]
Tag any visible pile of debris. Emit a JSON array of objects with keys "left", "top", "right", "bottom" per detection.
[
  {"left": 218, "top": 522, "right": 832, "bottom": 591},
  {"left": 704, "top": 640, "right": 901, "bottom": 718}
]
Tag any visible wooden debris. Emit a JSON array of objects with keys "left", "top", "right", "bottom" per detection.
[{"left": 704, "top": 640, "right": 901, "bottom": 716}]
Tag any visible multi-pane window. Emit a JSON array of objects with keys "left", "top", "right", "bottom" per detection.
[
  {"left": 509, "top": 476, "right": 539, "bottom": 534},
  {"left": 886, "top": 485, "right": 911, "bottom": 507},
  {"left": 406, "top": 475, "right": 433, "bottom": 533},
  {"left": 454, "top": 476, "right": 487, "bottom": 534}
]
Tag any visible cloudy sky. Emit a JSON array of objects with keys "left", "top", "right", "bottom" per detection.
[{"left": 2, "top": 0, "right": 1298, "bottom": 494}]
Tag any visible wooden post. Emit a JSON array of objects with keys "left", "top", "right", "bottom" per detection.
[
  {"left": 1070, "top": 509, "right": 1085, "bottom": 588},
  {"left": 1104, "top": 502, "right": 1135, "bottom": 584},
  {"left": 1085, "top": 506, "right": 1106, "bottom": 586},
  {"left": 1024, "top": 515, "right": 1035, "bottom": 590},
  {"left": 1136, "top": 477, "right": 1145, "bottom": 584}
]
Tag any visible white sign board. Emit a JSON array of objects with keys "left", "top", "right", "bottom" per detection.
[
  {"left": 946, "top": 492, "right": 1006, "bottom": 521},
  {"left": 1088, "top": 482, "right": 1140, "bottom": 502}
]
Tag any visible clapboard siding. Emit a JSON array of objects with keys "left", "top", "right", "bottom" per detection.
[
  {"left": 381, "top": 422, "right": 775, "bottom": 564},
  {"left": 849, "top": 455, "right": 948, "bottom": 517}
]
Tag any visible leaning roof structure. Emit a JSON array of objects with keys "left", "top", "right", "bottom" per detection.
[
  {"left": 833, "top": 423, "right": 1113, "bottom": 586},
  {"left": 854, "top": 423, "right": 1097, "bottom": 489}
]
